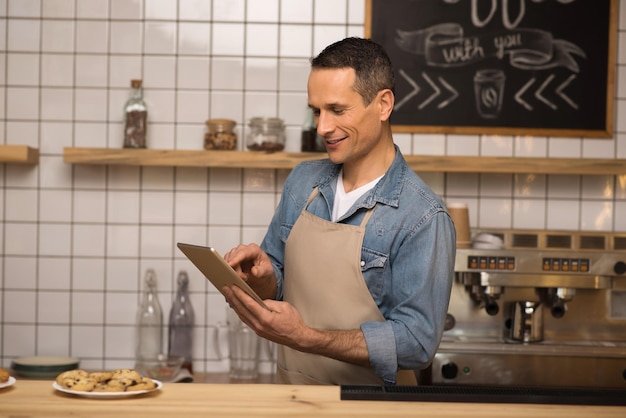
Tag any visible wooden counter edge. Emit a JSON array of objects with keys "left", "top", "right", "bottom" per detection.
[{"left": 2, "top": 379, "right": 625, "bottom": 418}]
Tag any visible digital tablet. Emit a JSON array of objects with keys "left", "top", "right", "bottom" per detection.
[{"left": 177, "top": 243, "right": 270, "bottom": 310}]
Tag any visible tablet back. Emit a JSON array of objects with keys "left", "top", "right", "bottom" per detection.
[{"left": 177, "top": 243, "right": 268, "bottom": 309}]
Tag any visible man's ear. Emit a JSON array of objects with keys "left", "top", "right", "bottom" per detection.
[{"left": 378, "top": 89, "right": 394, "bottom": 122}]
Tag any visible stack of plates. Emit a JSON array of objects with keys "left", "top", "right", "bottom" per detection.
[{"left": 11, "top": 356, "right": 80, "bottom": 379}]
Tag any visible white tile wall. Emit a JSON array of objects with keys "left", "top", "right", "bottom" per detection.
[
  {"left": 1, "top": 0, "right": 625, "bottom": 374},
  {"left": 282, "top": 0, "right": 313, "bottom": 23},
  {"left": 514, "top": 135, "right": 547, "bottom": 158},
  {"left": 480, "top": 135, "right": 514, "bottom": 157}
]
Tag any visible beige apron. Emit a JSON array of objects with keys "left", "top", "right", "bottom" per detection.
[{"left": 276, "top": 188, "right": 417, "bottom": 385}]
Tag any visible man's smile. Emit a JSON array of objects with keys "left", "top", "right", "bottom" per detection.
[{"left": 325, "top": 136, "right": 346, "bottom": 145}]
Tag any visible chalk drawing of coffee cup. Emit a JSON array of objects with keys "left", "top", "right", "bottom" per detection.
[{"left": 474, "top": 69, "right": 505, "bottom": 119}]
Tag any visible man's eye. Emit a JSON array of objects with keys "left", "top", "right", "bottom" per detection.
[{"left": 332, "top": 108, "right": 345, "bottom": 115}]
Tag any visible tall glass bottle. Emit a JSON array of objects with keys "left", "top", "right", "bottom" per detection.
[
  {"left": 123, "top": 79, "right": 147, "bottom": 148},
  {"left": 168, "top": 270, "right": 195, "bottom": 373},
  {"left": 135, "top": 269, "right": 163, "bottom": 362}
]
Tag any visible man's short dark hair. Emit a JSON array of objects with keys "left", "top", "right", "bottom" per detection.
[{"left": 311, "top": 37, "right": 395, "bottom": 105}]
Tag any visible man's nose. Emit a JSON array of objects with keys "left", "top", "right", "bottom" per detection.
[{"left": 316, "top": 112, "right": 333, "bottom": 136}]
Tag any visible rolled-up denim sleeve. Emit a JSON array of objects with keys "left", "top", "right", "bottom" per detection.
[
  {"left": 361, "top": 321, "right": 398, "bottom": 384},
  {"left": 362, "top": 210, "right": 455, "bottom": 385}
]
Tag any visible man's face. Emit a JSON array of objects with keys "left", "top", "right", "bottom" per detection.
[{"left": 307, "top": 68, "right": 385, "bottom": 166}]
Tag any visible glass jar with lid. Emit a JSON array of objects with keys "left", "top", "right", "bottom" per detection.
[
  {"left": 205, "top": 119, "right": 237, "bottom": 150},
  {"left": 246, "top": 117, "right": 286, "bottom": 152}
]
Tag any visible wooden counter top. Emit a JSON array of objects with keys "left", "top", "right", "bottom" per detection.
[{"left": 1, "top": 379, "right": 624, "bottom": 418}]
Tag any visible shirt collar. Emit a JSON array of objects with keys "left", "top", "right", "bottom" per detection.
[{"left": 316, "top": 144, "right": 408, "bottom": 210}]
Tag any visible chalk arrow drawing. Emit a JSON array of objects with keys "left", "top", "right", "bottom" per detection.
[
  {"left": 437, "top": 77, "right": 459, "bottom": 109},
  {"left": 555, "top": 74, "right": 577, "bottom": 109},
  {"left": 395, "top": 71, "right": 459, "bottom": 111},
  {"left": 395, "top": 69, "right": 420, "bottom": 110},
  {"left": 419, "top": 73, "right": 441, "bottom": 110},
  {"left": 514, "top": 74, "right": 579, "bottom": 111},
  {"left": 535, "top": 74, "right": 557, "bottom": 110},
  {"left": 515, "top": 78, "right": 535, "bottom": 111}
]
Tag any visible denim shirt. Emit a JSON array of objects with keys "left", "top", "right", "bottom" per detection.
[{"left": 260, "top": 145, "right": 456, "bottom": 384}]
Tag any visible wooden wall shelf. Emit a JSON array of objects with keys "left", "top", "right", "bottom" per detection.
[
  {"left": 0, "top": 145, "right": 39, "bottom": 164},
  {"left": 63, "top": 147, "right": 626, "bottom": 175}
]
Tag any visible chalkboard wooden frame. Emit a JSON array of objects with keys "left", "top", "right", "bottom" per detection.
[{"left": 365, "top": 0, "right": 617, "bottom": 138}]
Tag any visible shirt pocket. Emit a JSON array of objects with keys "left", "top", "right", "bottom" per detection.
[{"left": 360, "top": 247, "right": 388, "bottom": 300}]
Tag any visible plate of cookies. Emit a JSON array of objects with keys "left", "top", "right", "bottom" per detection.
[
  {"left": 53, "top": 368, "right": 162, "bottom": 399},
  {"left": 0, "top": 376, "right": 17, "bottom": 389},
  {"left": 1, "top": 367, "right": 16, "bottom": 389}
]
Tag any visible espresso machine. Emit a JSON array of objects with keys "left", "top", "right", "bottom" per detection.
[{"left": 428, "top": 229, "right": 626, "bottom": 389}]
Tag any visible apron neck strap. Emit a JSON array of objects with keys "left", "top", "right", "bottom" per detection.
[
  {"left": 360, "top": 205, "right": 375, "bottom": 227},
  {"left": 305, "top": 188, "right": 319, "bottom": 207}
]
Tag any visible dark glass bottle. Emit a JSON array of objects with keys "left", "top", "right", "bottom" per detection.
[
  {"left": 136, "top": 269, "right": 163, "bottom": 361},
  {"left": 300, "top": 107, "right": 318, "bottom": 152},
  {"left": 301, "top": 107, "right": 325, "bottom": 152},
  {"left": 168, "top": 270, "right": 195, "bottom": 373},
  {"left": 123, "top": 79, "right": 147, "bottom": 148}
]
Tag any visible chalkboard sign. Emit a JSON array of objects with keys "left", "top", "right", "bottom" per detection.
[{"left": 365, "top": 0, "right": 617, "bottom": 138}]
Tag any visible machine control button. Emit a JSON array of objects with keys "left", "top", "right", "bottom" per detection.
[
  {"left": 441, "top": 362, "right": 458, "bottom": 379},
  {"left": 497, "top": 257, "right": 506, "bottom": 269},
  {"left": 614, "top": 261, "right": 626, "bottom": 275},
  {"left": 580, "top": 259, "right": 589, "bottom": 272},
  {"left": 479, "top": 257, "right": 488, "bottom": 269},
  {"left": 468, "top": 256, "right": 478, "bottom": 269},
  {"left": 506, "top": 257, "right": 515, "bottom": 270}
]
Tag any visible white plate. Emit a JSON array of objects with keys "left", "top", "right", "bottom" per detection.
[
  {"left": 52, "top": 379, "right": 162, "bottom": 399},
  {"left": 0, "top": 376, "right": 16, "bottom": 389}
]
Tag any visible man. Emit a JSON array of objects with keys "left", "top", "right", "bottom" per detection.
[{"left": 223, "top": 37, "right": 455, "bottom": 385}]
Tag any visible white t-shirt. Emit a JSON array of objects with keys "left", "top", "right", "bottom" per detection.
[{"left": 331, "top": 169, "right": 383, "bottom": 222}]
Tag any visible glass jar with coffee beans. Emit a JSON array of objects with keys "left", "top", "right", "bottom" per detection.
[{"left": 205, "top": 119, "right": 237, "bottom": 150}]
